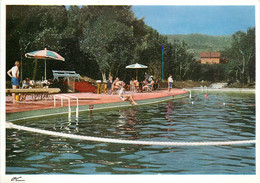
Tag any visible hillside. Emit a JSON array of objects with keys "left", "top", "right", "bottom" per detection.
[{"left": 166, "top": 34, "right": 233, "bottom": 59}]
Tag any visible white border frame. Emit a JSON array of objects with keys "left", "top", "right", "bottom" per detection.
[{"left": 1, "top": 0, "right": 259, "bottom": 183}]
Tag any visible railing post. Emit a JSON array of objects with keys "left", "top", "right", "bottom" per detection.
[
  {"left": 182, "top": 88, "right": 192, "bottom": 99},
  {"left": 68, "top": 99, "right": 71, "bottom": 122},
  {"left": 61, "top": 97, "right": 63, "bottom": 107},
  {"left": 204, "top": 86, "right": 208, "bottom": 93},
  {"left": 53, "top": 95, "right": 71, "bottom": 122},
  {"left": 62, "top": 94, "right": 79, "bottom": 122},
  {"left": 54, "top": 95, "right": 56, "bottom": 107}
]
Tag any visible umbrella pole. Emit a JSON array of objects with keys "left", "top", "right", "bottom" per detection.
[
  {"left": 33, "top": 59, "right": 38, "bottom": 81},
  {"left": 20, "top": 59, "right": 23, "bottom": 83},
  {"left": 45, "top": 59, "right": 46, "bottom": 80},
  {"left": 136, "top": 69, "right": 138, "bottom": 81}
]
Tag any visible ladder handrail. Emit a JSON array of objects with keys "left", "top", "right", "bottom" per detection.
[
  {"left": 61, "top": 94, "right": 79, "bottom": 121},
  {"left": 54, "top": 95, "right": 71, "bottom": 122},
  {"left": 182, "top": 88, "right": 192, "bottom": 99},
  {"left": 204, "top": 86, "right": 208, "bottom": 92}
]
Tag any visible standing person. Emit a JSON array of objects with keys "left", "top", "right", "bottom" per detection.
[
  {"left": 144, "top": 72, "right": 149, "bottom": 80},
  {"left": 107, "top": 76, "right": 113, "bottom": 94},
  {"left": 7, "top": 61, "right": 20, "bottom": 103},
  {"left": 168, "top": 74, "right": 173, "bottom": 92}
]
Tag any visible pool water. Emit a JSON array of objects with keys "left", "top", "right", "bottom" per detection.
[{"left": 6, "top": 92, "right": 255, "bottom": 174}]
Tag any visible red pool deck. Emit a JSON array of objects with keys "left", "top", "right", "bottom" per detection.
[{"left": 6, "top": 89, "right": 187, "bottom": 114}]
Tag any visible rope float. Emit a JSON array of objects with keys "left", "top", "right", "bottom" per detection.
[{"left": 6, "top": 122, "right": 256, "bottom": 146}]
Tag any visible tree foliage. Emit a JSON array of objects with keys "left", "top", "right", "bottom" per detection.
[
  {"left": 223, "top": 27, "right": 255, "bottom": 84},
  {"left": 79, "top": 6, "right": 135, "bottom": 81},
  {"left": 6, "top": 5, "right": 255, "bottom": 86}
]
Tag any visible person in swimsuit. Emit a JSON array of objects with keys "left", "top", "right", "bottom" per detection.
[
  {"left": 119, "top": 83, "right": 137, "bottom": 105},
  {"left": 130, "top": 78, "right": 136, "bottom": 92},
  {"left": 7, "top": 61, "right": 20, "bottom": 103},
  {"left": 111, "top": 77, "right": 120, "bottom": 95},
  {"left": 142, "top": 77, "right": 154, "bottom": 92}
]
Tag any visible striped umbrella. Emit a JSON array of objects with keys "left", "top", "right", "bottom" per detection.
[
  {"left": 126, "top": 63, "right": 148, "bottom": 80},
  {"left": 25, "top": 48, "right": 65, "bottom": 80}
]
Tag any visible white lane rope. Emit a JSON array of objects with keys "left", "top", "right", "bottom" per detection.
[{"left": 6, "top": 122, "right": 256, "bottom": 146}]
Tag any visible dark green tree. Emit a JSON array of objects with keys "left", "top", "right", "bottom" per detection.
[
  {"left": 225, "top": 27, "right": 255, "bottom": 84},
  {"left": 80, "top": 6, "right": 136, "bottom": 81},
  {"left": 163, "top": 40, "right": 198, "bottom": 81},
  {"left": 6, "top": 5, "right": 68, "bottom": 80}
]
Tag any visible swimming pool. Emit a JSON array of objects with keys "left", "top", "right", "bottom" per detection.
[{"left": 6, "top": 92, "right": 255, "bottom": 174}]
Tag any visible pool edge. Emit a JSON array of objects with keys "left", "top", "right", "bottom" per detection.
[{"left": 6, "top": 93, "right": 189, "bottom": 122}]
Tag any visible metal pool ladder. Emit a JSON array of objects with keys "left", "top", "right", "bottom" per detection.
[
  {"left": 182, "top": 88, "right": 192, "bottom": 98},
  {"left": 201, "top": 85, "right": 208, "bottom": 93},
  {"left": 54, "top": 94, "right": 79, "bottom": 122}
]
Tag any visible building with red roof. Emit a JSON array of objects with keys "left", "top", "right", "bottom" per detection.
[{"left": 198, "top": 52, "right": 228, "bottom": 64}]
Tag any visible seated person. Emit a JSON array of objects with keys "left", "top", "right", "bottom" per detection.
[
  {"left": 20, "top": 77, "right": 32, "bottom": 101},
  {"left": 22, "top": 77, "right": 31, "bottom": 89},
  {"left": 142, "top": 77, "right": 154, "bottom": 92},
  {"left": 119, "top": 83, "right": 137, "bottom": 105},
  {"left": 153, "top": 79, "right": 159, "bottom": 90},
  {"left": 143, "top": 78, "right": 148, "bottom": 86},
  {"left": 111, "top": 77, "right": 120, "bottom": 95},
  {"left": 42, "top": 79, "right": 51, "bottom": 88},
  {"left": 141, "top": 78, "right": 148, "bottom": 92},
  {"left": 134, "top": 80, "right": 140, "bottom": 92},
  {"left": 129, "top": 78, "right": 136, "bottom": 92}
]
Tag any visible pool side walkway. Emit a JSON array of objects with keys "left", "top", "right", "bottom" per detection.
[{"left": 6, "top": 88, "right": 187, "bottom": 114}]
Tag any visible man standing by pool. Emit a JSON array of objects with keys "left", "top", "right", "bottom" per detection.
[
  {"left": 7, "top": 61, "right": 20, "bottom": 103},
  {"left": 168, "top": 74, "right": 173, "bottom": 92}
]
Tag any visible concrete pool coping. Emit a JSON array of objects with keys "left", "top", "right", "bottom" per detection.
[
  {"left": 6, "top": 87, "right": 255, "bottom": 122},
  {"left": 6, "top": 88, "right": 189, "bottom": 122}
]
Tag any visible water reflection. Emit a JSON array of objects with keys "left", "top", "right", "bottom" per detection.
[
  {"left": 6, "top": 93, "right": 255, "bottom": 174},
  {"left": 165, "top": 101, "right": 174, "bottom": 122},
  {"left": 116, "top": 109, "right": 141, "bottom": 140}
]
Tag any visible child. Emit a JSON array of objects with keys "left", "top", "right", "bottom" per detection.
[{"left": 168, "top": 74, "right": 173, "bottom": 92}]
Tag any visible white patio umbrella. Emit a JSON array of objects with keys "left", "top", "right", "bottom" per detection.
[{"left": 126, "top": 63, "right": 148, "bottom": 80}]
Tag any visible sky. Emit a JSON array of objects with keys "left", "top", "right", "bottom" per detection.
[{"left": 131, "top": 6, "right": 255, "bottom": 35}]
